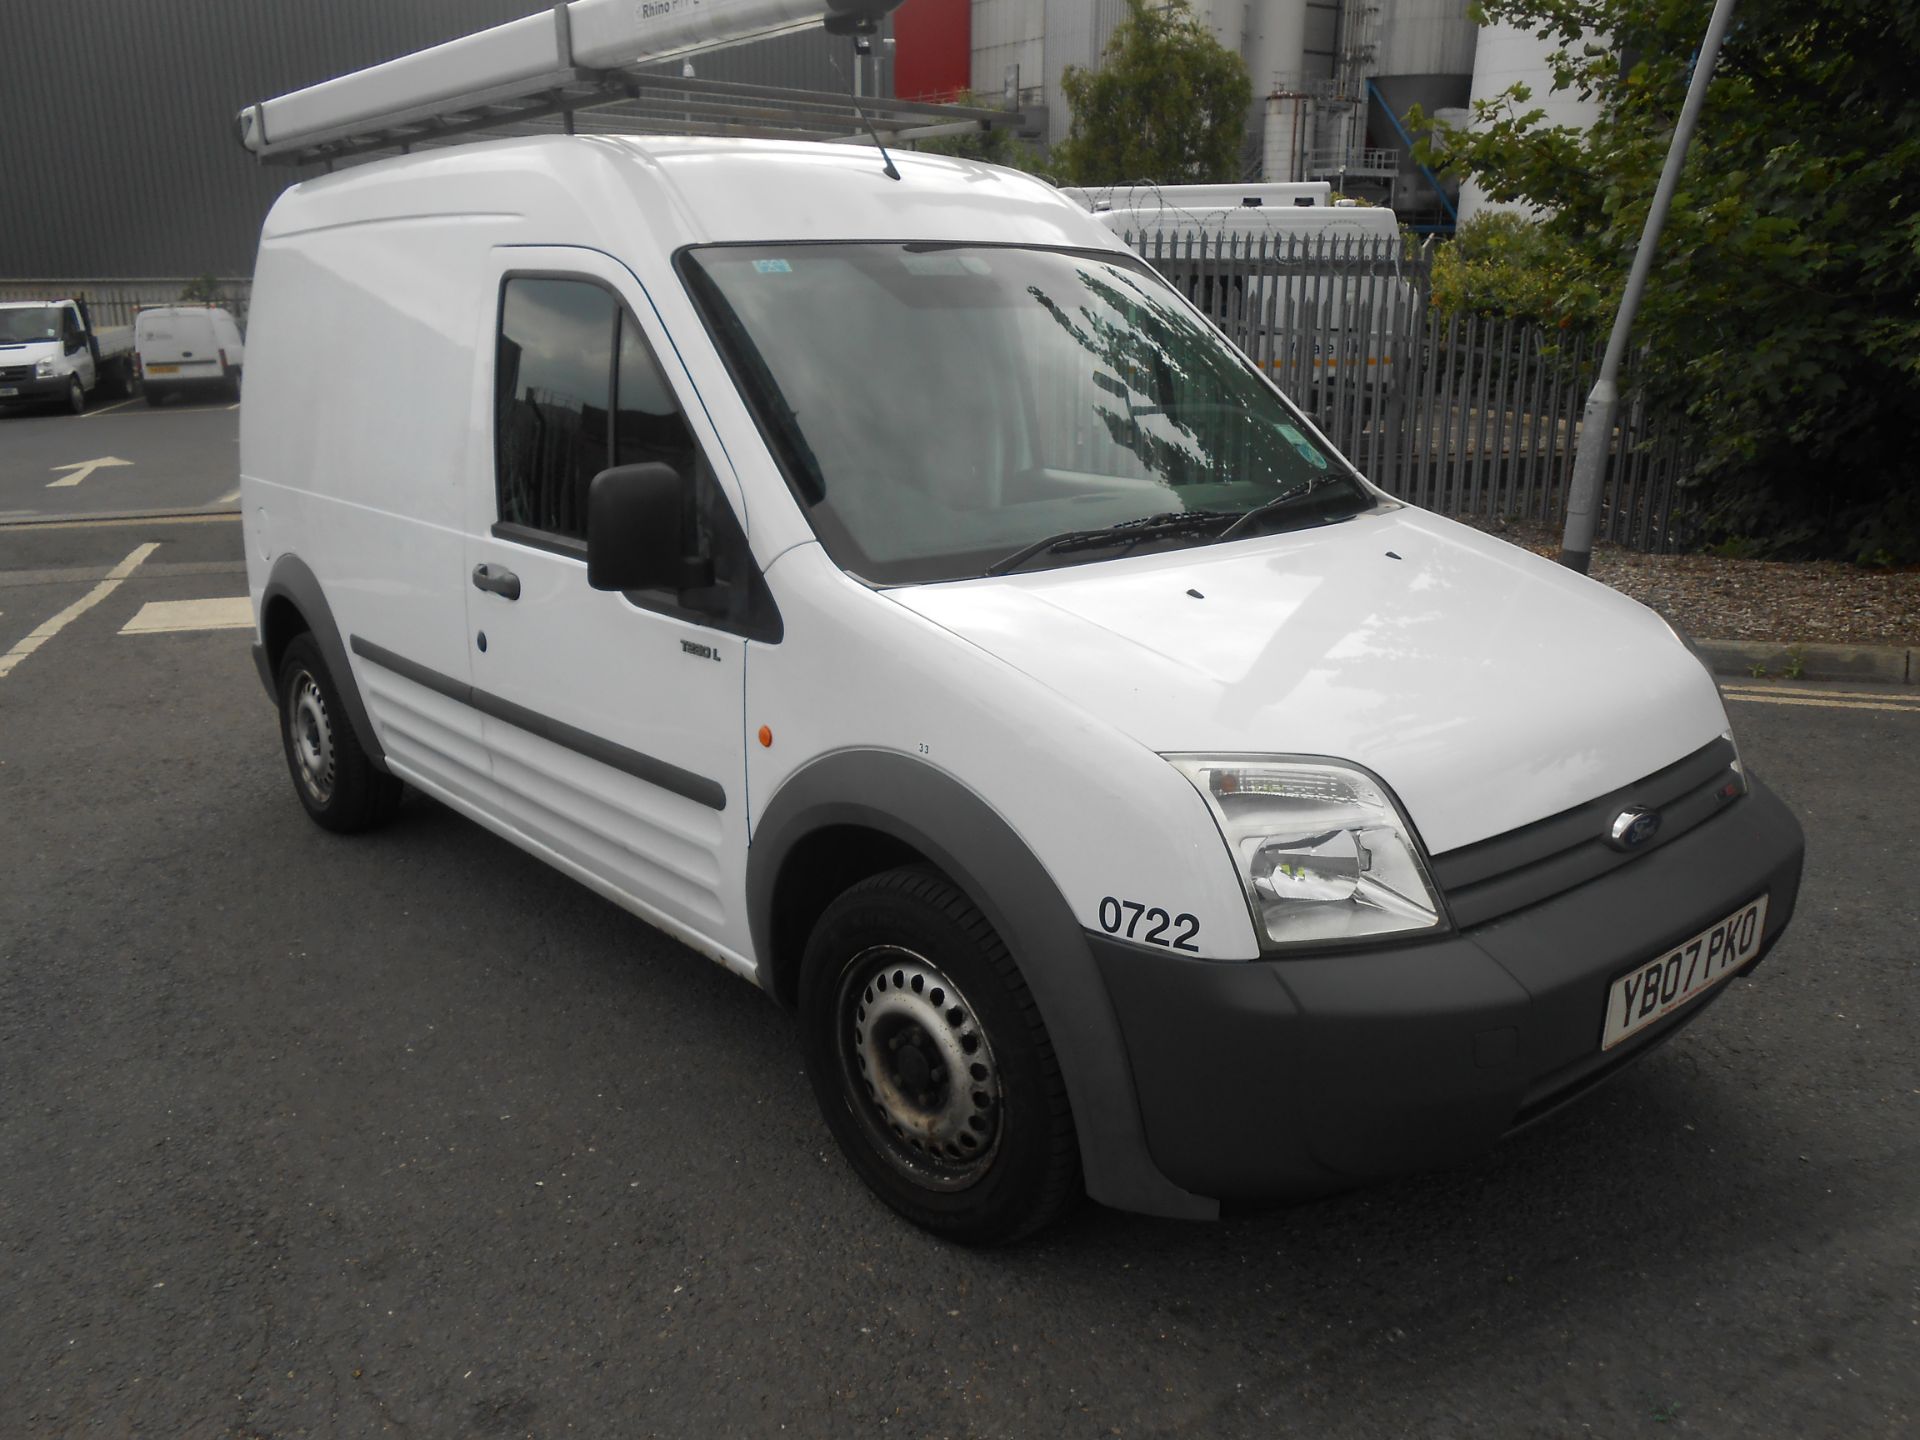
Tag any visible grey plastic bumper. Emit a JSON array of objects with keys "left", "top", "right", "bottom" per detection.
[{"left": 1091, "top": 777, "right": 1806, "bottom": 1204}]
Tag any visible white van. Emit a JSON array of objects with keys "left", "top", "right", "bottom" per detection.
[
  {"left": 241, "top": 135, "right": 1803, "bottom": 1243},
  {"left": 1060, "top": 181, "right": 1335, "bottom": 212},
  {"left": 135, "top": 305, "right": 244, "bottom": 404},
  {"left": 1092, "top": 200, "right": 1414, "bottom": 401}
]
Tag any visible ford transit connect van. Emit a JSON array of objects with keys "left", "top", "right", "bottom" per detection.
[{"left": 241, "top": 136, "right": 1804, "bottom": 1242}]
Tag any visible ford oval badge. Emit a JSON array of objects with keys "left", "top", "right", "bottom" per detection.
[{"left": 1608, "top": 806, "right": 1662, "bottom": 851}]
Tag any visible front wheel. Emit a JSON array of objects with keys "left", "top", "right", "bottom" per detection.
[
  {"left": 66, "top": 377, "right": 85, "bottom": 415},
  {"left": 800, "top": 866, "right": 1081, "bottom": 1244},
  {"left": 275, "top": 632, "right": 404, "bottom": 833}
]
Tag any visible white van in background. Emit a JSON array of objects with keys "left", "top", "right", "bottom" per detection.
[
  {"left": 1061, "top": 181, "right": 1334, "bottom": 213},
  {"left": 1092, "top": 199, "right": 1413, "bottom": 403},
  {"left": 135, "top": 305, "right": 244, "bottom": 405}
]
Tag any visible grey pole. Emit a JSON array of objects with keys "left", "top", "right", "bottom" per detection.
[{"left": 1559, "top": 0, "right": 1740, "bottom": 573}]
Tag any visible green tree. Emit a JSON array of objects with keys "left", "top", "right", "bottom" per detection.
[
  {"left": 1417, "top": 0, "right": 1920, "bottom": 561},
  {"left": 1053, "top": 0, "right": 1252, "bottom": 187},
  {"left": 179, "top": 273, "right": 228, "bottom": 305}
]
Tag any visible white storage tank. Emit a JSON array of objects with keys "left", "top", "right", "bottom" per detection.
[{"left": 1456, "top": 18, "right": 1604, "bottom": 222}]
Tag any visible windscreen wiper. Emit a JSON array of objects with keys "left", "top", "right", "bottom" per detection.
[
  {"left": 1211, "top": 475, "right": 1347, "bottom": 545},
  {"left": 985, "top": 509, "right": 1237, "bottom": 577}
]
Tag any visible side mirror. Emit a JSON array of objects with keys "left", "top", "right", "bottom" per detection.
[{"left": 587, "top": 462, "right": 690, "bottom": 593}]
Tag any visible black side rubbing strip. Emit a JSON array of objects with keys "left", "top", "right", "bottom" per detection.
[{"left": 349, "top": 635, "right": 726, "bottom": 811}]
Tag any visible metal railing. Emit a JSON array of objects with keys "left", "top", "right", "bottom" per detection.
[
  {"left": 1124, "top": 230, "right": 1692, "bottom": 551},
  {"left": 1307, "top": 146, "right": 1399, "bottom": 176}
]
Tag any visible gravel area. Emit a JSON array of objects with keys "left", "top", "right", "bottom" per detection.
[{"left": 1469, "top": 519, "right": 1920, "bottom": 647}]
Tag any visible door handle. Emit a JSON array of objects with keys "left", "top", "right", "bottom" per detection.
[{"left": 471, "top": 563, "right": 521, "bottom": 600}]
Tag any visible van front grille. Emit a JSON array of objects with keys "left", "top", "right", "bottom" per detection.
[{"left": 1432, "top": 738, "right": 1744, "bottom": 930}]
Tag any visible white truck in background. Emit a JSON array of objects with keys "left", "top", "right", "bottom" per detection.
[{"left": 0, "top": 298, "right": 138, "bottom": 415}]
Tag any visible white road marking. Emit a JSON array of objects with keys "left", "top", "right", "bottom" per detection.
[
  {"left": 0, "top": 543, "right": 159, "bottom": 681},
  {"left": 78, "top": 398, "right": 137, "bottom": 419},
  {"left": 119, "top": 597, "right": 252, "bottom": 635},
  {"left": 46, "top": 456, "right": 133, "bottom": 488},
  {"left": 215, "top": 487, "right": 240, "bottom": 504},
  {"left": 226, "top": 402, "right": 241, "bottom": 411}
]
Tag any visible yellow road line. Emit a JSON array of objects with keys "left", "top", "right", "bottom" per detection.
[
  {"left": 0, "top": 511, "right": 237, "bottom": 533},
  {"left": 1724, "top": 693, "right": 1920, "bottom": 714},
  {"left": 0, "top": 543, "right": 158, "bottom": 680},
  {"left": 1720, "top": 685, "right": 1914, "bottom": 702}
]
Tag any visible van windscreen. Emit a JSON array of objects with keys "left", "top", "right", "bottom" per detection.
[
  {"left": 0, "top": 308, "right": 60, "bottom": 344},
  {"left": 681, "top": 244, "right": 1371, "bottom": 585}
]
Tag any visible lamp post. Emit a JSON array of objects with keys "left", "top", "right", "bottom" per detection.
[{"left": 1559, "top": 0, "right": 1740, "bottom": 573}]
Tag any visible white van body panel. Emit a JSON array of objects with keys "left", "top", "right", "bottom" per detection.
[
  {"left": 460, "top": 244, "right": 755, "bottom": 964},
  {"left": 243, "top": 195, "right": 499, "bottom": 803},
  {"left": 749, "top": 543, "right": 1263, "bottom": 959},
  {"left": 890, "top": 507, "right": 1731, "bottom": 858}
]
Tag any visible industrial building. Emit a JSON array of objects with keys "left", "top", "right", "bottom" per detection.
[
  {"left": 0, "top": 0, "right": 905, "bottom": 285},
  {"left": 972, "top": 0, "right": 1586, "bottom": 228},
  {"left": 1, "top": 0, "right": 1576, "bottom": 291}
]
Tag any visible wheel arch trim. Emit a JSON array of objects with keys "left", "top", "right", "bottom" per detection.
[
  {"left": 747, "top": 748, "right": 1216, "bottom": 1220},
  {"left": 257, "top": 552, "right": 390, "bottom": 774}
]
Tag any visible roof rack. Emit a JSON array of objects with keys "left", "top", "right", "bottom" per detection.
[{"left": 236, "top": 0, "right": 1019, "bottom": 168}]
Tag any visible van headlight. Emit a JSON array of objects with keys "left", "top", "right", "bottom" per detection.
[
  {"left": 1169, "top": 756, "right": 1445, "bottom": 947},
  {"left": 35, "top": 356, "right": 56, "bottom": 377}
]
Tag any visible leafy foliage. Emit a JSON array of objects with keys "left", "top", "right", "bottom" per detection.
[
  {"left": 1053, "top": 0, "right": 1252, "bottom": 187},
  {"left": 1415, "top": 0, "right": 1920, "bottom": 561},
  {"left": 1429, "top": 211, "right": 1607, "bottom": 326},
  {"left": 178, "top": 273, "right": 230, "bottom": 305}
]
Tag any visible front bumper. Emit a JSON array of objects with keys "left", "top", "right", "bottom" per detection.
[
  {"left": 0, "top": 374, "right": 71, "bottom": 403},
  {"left": 1093, "top": 776, "right": 1805, "bottom": 1203}
]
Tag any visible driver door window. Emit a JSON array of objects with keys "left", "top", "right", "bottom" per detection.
[{"left": 492, "top": 275, "right": 769, "bottom": 637}]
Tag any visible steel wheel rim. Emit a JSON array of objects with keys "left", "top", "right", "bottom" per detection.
[
  {"left": 836, "top": 945, "right": 1002, "bottom": 1191},
  {"left": 288, "top": 670, "right": 336, "bottom": 803}
]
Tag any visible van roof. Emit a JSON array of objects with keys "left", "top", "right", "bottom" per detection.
[{"left": 264, "top": 135, "right": 1117, "bottom": 253}]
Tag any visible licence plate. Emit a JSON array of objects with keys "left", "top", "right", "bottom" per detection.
[
  {"left": 0, "top": 386, "right": 16, "bottom": 397},
  {"left": 145, "top": 364, "right": 180, "bottom": 374},
  {"left": 1601, "top": 895, "right": 1768, "bottom": 1050}
]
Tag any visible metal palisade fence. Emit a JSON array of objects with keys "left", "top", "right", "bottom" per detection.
[
  {"left": 0, "top": 279, "right": 252, "bottom": 329},
  {"left": 1124, "top": 228, "right": 1692, "bottom": 552}
]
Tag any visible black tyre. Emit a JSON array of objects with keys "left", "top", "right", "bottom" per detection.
[
  {"left": 66, "top": 376, "right": 85, "bottom": 415},
  {"left": 225, "top": 367, "right": 242, "bottom": 402},
  {"left": 800, "top": 866, "right": 1081, "bottom": 1244},
  {"left": 275, "top": 632, "right": 404, "bottom": 833},
  {"left": 143, "top": 384, "right": 166, "bottom": 407}
]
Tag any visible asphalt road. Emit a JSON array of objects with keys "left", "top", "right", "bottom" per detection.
[
  {"left": 1, "top": 503, "right": 1915, "bottom": 1435},
  {"left": 0, "top": 392, "right": 239, "bottom": 522}
]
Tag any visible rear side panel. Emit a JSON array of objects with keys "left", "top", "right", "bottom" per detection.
[{"left": 241, "top": 206, "right": 496, "bottom": 797}]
